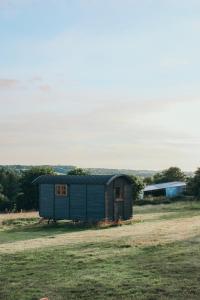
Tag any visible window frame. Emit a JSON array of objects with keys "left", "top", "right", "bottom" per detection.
[{"left": 55, "top": 184, "right": 68, "bottom": 196}]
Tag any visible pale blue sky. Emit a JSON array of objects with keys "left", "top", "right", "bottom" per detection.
[{"left": 1, "top": 0, "right": 200, "bottom": 170}]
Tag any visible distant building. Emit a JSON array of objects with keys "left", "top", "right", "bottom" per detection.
[{"left": 143, "top": 181, "right": 186, "bottom": 198}]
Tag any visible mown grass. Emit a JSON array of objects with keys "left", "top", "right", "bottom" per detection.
[
  {"left": 134, "top": 200, "right": 200, "bottom": 215},
  {"left": 1, "top": 235, "right": 200, "bottom": 300},
  {"left": 0, "top": 218, "right": 126, "bottom": 244},
  {"left": 1, "top": 201, "right": 200, "bottom": 244},
  {"left": 1, "top": 201, "right": 200, "bottom": 299},
  {"left": 0, "top": 220, "right": 93, "bottom": 244}
]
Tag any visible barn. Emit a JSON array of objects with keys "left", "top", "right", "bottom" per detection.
[
  {"left": 143, "top": 181, "right": 186, "bottom": 198},
  {"left": 33, "top": 174, "right": 133, "bottom": 222}
]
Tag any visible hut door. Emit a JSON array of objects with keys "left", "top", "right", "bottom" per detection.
[
  {"left": 114, "top": 201, "right": 124, "bottom": 221},
  {"left": 114, "top": 186, "right": 124, "bottom": 220}
]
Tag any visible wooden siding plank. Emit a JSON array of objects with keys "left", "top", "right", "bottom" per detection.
[
  {"left": 87, "top": 185, "right": 105, "bottom": 221},
  {"left": 54, "top": 194, "right": 69, "bottom": 220},
  {"left": 106, "top": 184, "right": 114, "bottom": 220},
  {"left": 39, "top": 184, "right": 54, "bottom": 218},
  {"left": 124, "top": 184, "right": 133, "bottom": 219},
  {"left": 70, "top": 184, "right": 86, "bottom": 221}
]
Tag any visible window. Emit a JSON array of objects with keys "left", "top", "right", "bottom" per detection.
[
  {"left": 115, "top": 187, "right": 122, "bottom": 199},
  {"left": 55, "top": 185, "right": 68, "bottom": 196},
  {"left": 115, "top": 187, "right": 121, "bottom": 198}
]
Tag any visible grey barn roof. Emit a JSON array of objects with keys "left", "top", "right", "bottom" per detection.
[
  {"left": 33, "top": 174, "right": 132, "bottom": 186},
  {"left": 144, "top": 181, "right": 186, "bottom": 192}
]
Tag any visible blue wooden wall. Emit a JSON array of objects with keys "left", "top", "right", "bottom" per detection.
[
  {"left": 55, "top": 193, "right": 69, "bottom": 219},
  {"left": 39, "top": 184, "right": 105, "bottom": 221},
  {"left": 39, "top": 184, "right": 54, "bottom": 218},
  {"left": 70, "top": 184, "right": 86, "bottom": 220},
  {"left": 166, "top": 186, "right": 185, "bottom": 198},
  {"left": 87, "top": 185, "right": 105, "bottom": 221}
]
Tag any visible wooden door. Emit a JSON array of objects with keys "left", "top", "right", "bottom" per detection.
[{"left": 114, "top": 200, "right": 124, "bottom": 221}]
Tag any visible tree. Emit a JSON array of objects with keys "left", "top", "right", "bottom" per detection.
[
  {"left": 153, "top": 167, "right": 186, "bottom": 184},
  {"left": 0, "top": 193, "right": 9, "bottom": 211},
  {"left": 67, "top": 168, "right": 90, "bottom": 176},
  {"left": 0, "top": 183, "right": 9, "bottom": 211},
  {"left": 0, "top": 168, "right": 21, "bottom": 210},
  {"left": 18, "top": 166, "right": 54, "bottom": 210},
  {"left": 144, "top": 176, "right": 154, "bottom": 185},
  {"left": 130, "top": 176, "right": 145, "bottom": 200},
  {"left": 187, "top": 168, "right": 200, "bottom": 198}
]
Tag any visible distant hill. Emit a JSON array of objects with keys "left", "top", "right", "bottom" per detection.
[
  {"left": 84, "top": 168, "right": 158, "bottom": 177},
  {"left": 0, "top": 165, "right": 75, "bottom": 175},
  {"left": 0, "top": 165, "right": 193, "bottom": 178}
]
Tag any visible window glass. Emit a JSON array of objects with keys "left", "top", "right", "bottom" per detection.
[
  {"left": 115, "top": 187, "right": 121, "bottom": 198},
  {"left": 115, "top": 186, "right": 124, "bottom": 200}
]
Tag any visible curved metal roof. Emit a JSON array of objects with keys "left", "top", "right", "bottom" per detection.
[
  {"left": 32, "top": 174, "right": 132, "bottom": 185},
  {"left": 144, "top": 181, "right": 186, "bottom": 192}
]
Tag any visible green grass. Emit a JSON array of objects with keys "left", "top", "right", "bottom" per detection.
[
  {"left": 134, "top": 200, "right": 200, "bottom": 214},
  {"left": 1, "top": 236, "right": 200, "bottom": 300},
  {"left": 134, "top": 201, "right": 200, "bottom": 222},
  {"left": 1, "top": 201, "right": 200, "bottom": 299},
  {"left": 1, "top": 201, "right": 200, "bottom": 244},
  {"left": 0, "top": 218, "right": 122, "bottom": 244},
  {"left": 0, "top": 202, "right": 200, "bottom": 300},
  {"left": 0, "top": 220, "right": 93, "bottom": 244}
]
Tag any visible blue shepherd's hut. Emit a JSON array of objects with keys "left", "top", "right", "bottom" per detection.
[{"left": 33, "top": 175, "right": 133, "bottom": 222}]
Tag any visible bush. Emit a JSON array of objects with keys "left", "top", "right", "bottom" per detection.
[
  {"left": 153, "top": 167, "right": 186, "bottom": 184},
  {"left": 67, "top": 168, "right": 90, "bottom": 176},
  {"left": 20, "top": 166, "right": 54, "bottom": 210},
  {"left": 130, "top": 176, "right": 145, "bottom": 200},
  {"left": 187, "top": 168, "right": 200, "bottom": 198},
  {"left": 134, "top": 196, "right": 192, "bottom": 206}
]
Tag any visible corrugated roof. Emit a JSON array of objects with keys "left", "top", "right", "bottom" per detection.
[
  {"left": 32, "top": 174, "right": 132, "bottom": 185},
  {"left": 144, "top": 181, "right": 186, "bottom": 192}
]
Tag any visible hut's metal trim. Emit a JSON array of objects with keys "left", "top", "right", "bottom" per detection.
[
  {"left": 106, "top": 174, "right": 132, "bottom": 186},
  {"left": 32, "top": 174, "right": 132, "bottom": 186}
]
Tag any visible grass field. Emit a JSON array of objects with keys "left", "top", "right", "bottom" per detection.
[{"left": 0, "top": 201, "right": 200, "bottom": 299}]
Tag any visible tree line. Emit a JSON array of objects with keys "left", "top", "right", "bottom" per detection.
[
  {"left": 144, "top": 166, "right": 200, "bottom": 197},
  {"left": 0, "top": 166, "right": 200, "bottom": 212},
  {"left": 0, "top": 166, "right": 54, "bottom": 212}
]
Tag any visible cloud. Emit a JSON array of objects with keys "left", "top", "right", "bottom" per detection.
[
  {"left": 0, "top": 79, "right": 20, "bottom": 89},
  {"left": 0, "top": 77, "right": 52, "bottom": 95},
  {"left": 1, "top": 96, "right": 200, "bottom": 170},
  {"left": 39, "top": 85, "right": 51, "bottom": 92},
  {"left": 0, "top": 75, "right": 199, "bottom": 170},
  {"left": 30, "top": 77, "right": 43, "bottom": 82},
  {"left": 160, "top": 58, "right": 190, "bottom": 69}
]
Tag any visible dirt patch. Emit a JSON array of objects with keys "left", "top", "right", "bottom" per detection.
[{"left": 0, "top": 215, "right": 200, "bottom": 254}]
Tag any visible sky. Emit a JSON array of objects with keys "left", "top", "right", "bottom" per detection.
[{"left": 1, "top": 0, "right": 200, "bottom": 171}]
